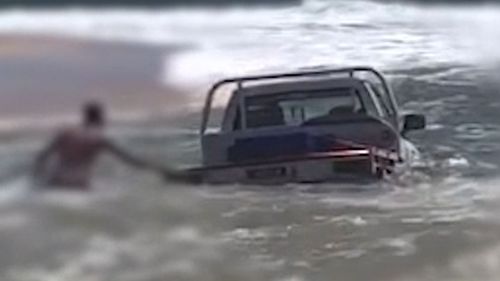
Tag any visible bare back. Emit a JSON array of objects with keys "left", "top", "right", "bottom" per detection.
[{"left": 36, "top": 127, "right": 107, "bottom": 188}]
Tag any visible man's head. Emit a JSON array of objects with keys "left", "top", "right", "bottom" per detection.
[{"left": 83, "top": 101, "right": 105, "bottom": 127}]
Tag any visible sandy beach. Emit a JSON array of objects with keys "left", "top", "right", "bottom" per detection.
[{"left": 0, "top": 34, "right": 193, "bottom": 131}]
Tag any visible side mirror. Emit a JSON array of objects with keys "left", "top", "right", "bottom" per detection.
[{"left": 402, "top": 114, "right": 426, "bottom": 135}]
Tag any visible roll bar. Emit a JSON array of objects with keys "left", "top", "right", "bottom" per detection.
[{"left": 200, "top": 66, "right": 398, "bottom": 135}]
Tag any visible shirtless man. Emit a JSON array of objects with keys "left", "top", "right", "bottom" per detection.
[{"left": 33, "top": 101, "right": 201, "bottom": 189}]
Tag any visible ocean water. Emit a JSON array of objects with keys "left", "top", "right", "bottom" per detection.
[{"left": 2, "top": 0, "right": 500, "bottom": 280}]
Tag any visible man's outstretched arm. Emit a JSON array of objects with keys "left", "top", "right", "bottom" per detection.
[
  {"left": 105, "top": 140, "right": 203, "bottom": 184},
  {"left": 104, "top": 140, "right": 159, "bottom": 170}
]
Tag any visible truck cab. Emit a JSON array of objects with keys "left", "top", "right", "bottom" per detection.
[{"left": 196, "top": 67, "right": 425, "bottom": 184}]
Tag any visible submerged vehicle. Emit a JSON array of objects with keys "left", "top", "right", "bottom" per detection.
[{"left": 190, "top": 67, "right": 425, "bottom": 184}]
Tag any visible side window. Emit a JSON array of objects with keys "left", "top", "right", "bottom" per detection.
[
  {"left": 366, "top": 82, "right": 393, "bottom": 118},
  {"left": 363, "top": 83, "right": 384, "bottom": 117}
]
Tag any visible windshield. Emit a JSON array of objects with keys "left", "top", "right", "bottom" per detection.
[{"left": 244, "top": 88, "right": 363, "bottom": 128}]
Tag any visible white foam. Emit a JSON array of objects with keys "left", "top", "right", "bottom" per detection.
[
  {"left": 0, "top": 1, "right": 498, "bottom": 87},
  {"left": 0, "top": 177, "right": 31, "bottom": 204}
]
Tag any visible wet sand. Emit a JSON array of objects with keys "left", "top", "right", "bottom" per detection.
[{"left": 0, "top": 34, "right": 192, "bottom": 130}]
